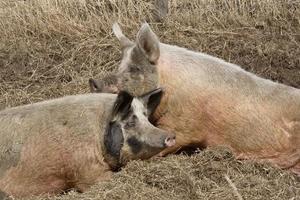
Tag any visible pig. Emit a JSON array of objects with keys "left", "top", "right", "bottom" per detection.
[
  {"left": 0, "top": 88, "right": 175, "bottom": 198},
  {"left": 89, "top": 23, "right": 300, "bottom": 175}
]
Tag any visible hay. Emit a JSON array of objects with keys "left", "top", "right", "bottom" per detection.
[
  {"left": 0, "top": 0, "right": 299, "bottom": 199},
  {"left": 0, "top": 0, "right": 299, "bottom": 108},
  {"left": 25, "top": 147, "right": 300, "bottom": 200}
]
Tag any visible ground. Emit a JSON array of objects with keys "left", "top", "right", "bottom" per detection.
[{"left": 0, "top": 0, "right": 299, "bottom": 200}]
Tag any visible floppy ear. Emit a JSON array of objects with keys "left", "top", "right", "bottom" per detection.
[
  {"left": 103, "top": 91, "right": 133, "bottom": 170},
  {"left": 136, "top": 23, "right": 160, "bottom": 64},
  {"left": 141, "top": 88, "right": 164, "bottom": 116},
  {"left": 89, "top": 78, "right": 104, "bottom": 93},
  {"left": 104, "top": 121, "right": 124, "bottom": 159},
  {"left": 111, "top": 91, "right": 134, "bottom": 120},
  {"left": 112, "top": 23, "right": 134, "bottom": 49}
]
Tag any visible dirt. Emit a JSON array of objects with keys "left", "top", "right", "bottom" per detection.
[{"left": 0, "top": 0, "right": 299, "bottom": 199}]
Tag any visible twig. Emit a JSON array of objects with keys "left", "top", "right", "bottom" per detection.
[{"left": 224, "top": 174, "right": 243, "bottom": 200}]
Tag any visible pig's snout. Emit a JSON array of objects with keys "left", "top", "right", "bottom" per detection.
[
  {"left": 145, "top": 128, "right": 176, "bottom": 149},
  {"left": 164, "top": 134, "right": 176, "bottom": 147}
]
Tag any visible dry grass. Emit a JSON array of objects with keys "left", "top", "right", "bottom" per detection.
[
  {"left": 0, "top": 0, "right": 299, "bottom": 199},
  {"left": 24, "top": 147, "right": 300, "bottom": 200},
  {"left": 0, "top": 0, "right": 299, "bottom": 108}
]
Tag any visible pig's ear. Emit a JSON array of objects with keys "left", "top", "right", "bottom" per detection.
[
  {"left": 89, "top": 78, "right": 104, "bottom": 93},
  {"left": 141, "top": 87, "right": 164, "bottom": 116},
  {"left": 112, "top": 23, "right": 134, "bottom": 49},
  {"left": 105, "top": 91, "right": 131, "bottom": 168},
  {"left": 104, "top": 121, "right": 124, "bottom": 160},
  {"left": 112, "top": 90, "right": 134, "bottom": 120},
  {"left": 136, "top": 23, "right": 160, "bottom": 64}
]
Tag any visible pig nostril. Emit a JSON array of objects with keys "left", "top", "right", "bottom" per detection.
[
  {"left": 167, "top": 135, "right": 175, "bottom": 141},
  {"left": 164, "top": 135, "right": 176, "bottom": 147}
]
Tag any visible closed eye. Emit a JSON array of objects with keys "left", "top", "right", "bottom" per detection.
[
  {"left": 124, "top": 115, "right": 137, "bottom": 128},
  {"left": 125, "top": 121, "right": 135, "bottom": 128},
  {"left": 129, "top": 65, "right": 141, "bottom": 73}
]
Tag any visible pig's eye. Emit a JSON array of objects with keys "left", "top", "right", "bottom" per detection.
[
  {"left": 129, "top": 65, "right": 141, "bottom": 73},
  {"left": 125, "top": 115, "right": 137, "bottom": 128}
]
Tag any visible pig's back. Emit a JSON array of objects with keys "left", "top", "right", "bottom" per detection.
[
  {"left": 159, "top": 43, "right": 300, "bottom": 117},
  {"left": 0, "top": 93, "right": 116, "bottom": 177}
]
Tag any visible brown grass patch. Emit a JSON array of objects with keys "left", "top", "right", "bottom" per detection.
[
  {"left": 24, "top": 147, "right": 300, "bottom": 200},
  {"left": 0, "top": 0, "right": 299, "bottom": 199}
]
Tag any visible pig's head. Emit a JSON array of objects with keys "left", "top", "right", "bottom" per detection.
[
  {"left": 103, "top": 88, "right": 175, "bottom": 170},
  {"left": 89, "top": 23, "right": 160, "bottom": 96}
]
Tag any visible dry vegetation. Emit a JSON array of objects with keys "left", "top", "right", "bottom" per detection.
[
  {"left": 0, "top": 0, "right": 300, "bottom": 199},
  {"left": 27, "top": 147, "right": 299, "bottom": 200}
]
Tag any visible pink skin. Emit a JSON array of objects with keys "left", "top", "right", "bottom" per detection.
[{"left": 94, "top": 23, "right": 300, "bottom": 176}]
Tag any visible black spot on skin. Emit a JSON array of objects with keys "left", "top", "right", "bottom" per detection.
[
  {"left": 121, "top": 109, "right": 133, "bottom": 121},
  {"left": 124, "top": 115, "right": 137, "bottom": 128},
  {"left": 127, "top": 136, "right": 143, "bottom": 154},
  {"left": 0, "top": 190, "right": 11, "bottom": 200},
  {"left": 104, "top": 122, "right": 124, "bottom": 158}
]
